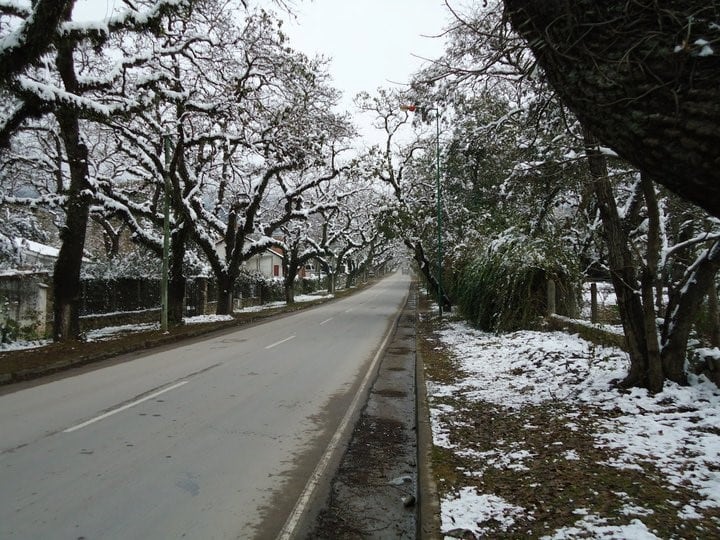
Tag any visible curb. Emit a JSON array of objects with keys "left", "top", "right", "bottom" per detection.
[
  {"left": 416, "top": 300, "right": 442, "bottom": 539},
  {"left": 305, "top": 281, "right": 419, "bottom": 538}
]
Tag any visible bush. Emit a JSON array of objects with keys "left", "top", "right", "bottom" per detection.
[
  {"left": 259, "top": 278, "right": 284, "bottom": 302},
  {"left": 448, "top": 235, "right": 580, "bottom": 332}
]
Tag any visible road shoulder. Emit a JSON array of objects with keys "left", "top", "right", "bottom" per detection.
[{"left": 308, "top": 286, "right": 434, "bottom": 538}]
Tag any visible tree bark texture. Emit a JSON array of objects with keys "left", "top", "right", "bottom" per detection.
[
  {"left": 583, "top": 129, "right": 649, "bottom": 387},
  {"left": 504, "top": 1, "right": 720, "bottom": 218},
  {"left": 403, "top": 238, "right": 452, "bottom": 311},
  {"left": 640, "top": 174, "right": 664, "bottom": 392},
  {"left": 52, "top": 40, "right": 91, "bottom": 342},
  {"left": 709, "top": 281, "right": 720, "bottom": 348},
  {"left": 284, "top": 258, "right": 299, "bottom": 305},
  {"left": 660, "top": 241, "right": 720, "bottom": 383},
  {"left": 169, "top": 225, "right": 189, "bottom": 324},
  {"left": 216, "top": 274, "right": 234, "bottom": 315}
]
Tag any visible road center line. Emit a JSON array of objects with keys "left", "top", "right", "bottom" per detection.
[
  {"left": 319, "top": 317, "right": 334, "bottom": 326},
  {"left": 63, "top": 381, "right": 189, "bottom": 433},
  {"left": 265, "top": 335, "right": 296, "bottom": 349}
]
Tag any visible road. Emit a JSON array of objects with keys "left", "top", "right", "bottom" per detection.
[{"left": 0, "top": 272, "right": 410, "bottom": 540}]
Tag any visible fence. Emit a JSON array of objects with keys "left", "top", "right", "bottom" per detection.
[
  {"left": 0, "top": 271, "right": 50, "bottom": 340},
  {"left": 0, "top": 273, "right": 332, "bottom": 339}
]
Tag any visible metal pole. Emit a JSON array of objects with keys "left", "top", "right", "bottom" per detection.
[
  {"left": 436, "top": 110, "right": 443, "bottom": 318},
  {"left": 161, "top": 135, "right": 172, "bottom": 332}
]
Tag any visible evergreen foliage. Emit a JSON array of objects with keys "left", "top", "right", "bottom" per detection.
[{"left": 448, "top": 235, "right": 579, "bottom": 332}]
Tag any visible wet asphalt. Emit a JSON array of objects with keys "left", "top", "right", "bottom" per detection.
[{"left": 309, "top": 287, "right": 439, "bottom": 539}]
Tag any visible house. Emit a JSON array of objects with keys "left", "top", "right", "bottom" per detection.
[
  {"left": 13, "top": 237, "right": 93, "bottom": 270},
  {"left": 214, "top": 238, "right": 285, "bottom": 280},
  {"left": 13, "top": 237, "right": 61, "bottom": 269},
  {"left": 243, "top": 246, "right": 285, "bottom": 279}
]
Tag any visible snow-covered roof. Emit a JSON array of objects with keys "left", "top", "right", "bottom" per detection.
[{"left": 14, "top": 237, "right": 59, "bottom": 258}]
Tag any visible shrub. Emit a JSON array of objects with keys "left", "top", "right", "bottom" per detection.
[{"left": 448, "top": 234, "right": 580, "bottom": 332}]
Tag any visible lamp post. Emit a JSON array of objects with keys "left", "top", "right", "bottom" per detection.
[{"left": 401, "top": 104, "right": 443, "bottom": 317}]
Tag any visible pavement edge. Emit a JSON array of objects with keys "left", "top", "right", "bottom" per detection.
[{"left": 416, "top": 297, "right": 442, "bottom": 539}]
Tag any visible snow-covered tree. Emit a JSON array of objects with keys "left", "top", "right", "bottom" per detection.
[
  {"left": 356, "top": 88, "right": 452, "bottom": 310},
  {"left": 320, "top": 180, "right": 384, "bottom": 293},
  {"left": 103, "top": 6, "right": 353, "bottom": 315},
  {"left": 503, "top": 0, "right": 720, "bottom": 218},
  {"left": 408, "top": 1, "right": 720, "bottom": 391}
]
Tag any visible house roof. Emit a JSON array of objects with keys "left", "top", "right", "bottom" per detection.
[{"left": 14, "top": 237, "right": 59, "bottom": 258}]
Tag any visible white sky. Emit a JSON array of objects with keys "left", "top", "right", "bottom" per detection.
[
  {"left": 283, "top": 0, "right": 450, "bottom": 145},
  {"left": 283, "top": 1, "right": 449, "bottom": 106},
  {"left": 73, "top": 0, "right": 451, "bottom": 146}
]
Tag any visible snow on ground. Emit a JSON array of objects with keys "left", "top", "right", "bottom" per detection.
[
  {"left": 428, "top": 320, "right": 720, "bottom": 539},
  {"left": 0, "top": 338, "right": 51, "bottom": 351},
  {"left": 84, "top": 322, "right": 159, "bottom": 341},
  {"left": 233, "top": 293, "right": 333, "bottom": 314}
]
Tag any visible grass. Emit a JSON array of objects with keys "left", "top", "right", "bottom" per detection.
[{"left": 418, "top": 296, "right": 720, "bottom": 539}]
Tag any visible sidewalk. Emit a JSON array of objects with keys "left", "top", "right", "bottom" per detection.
[{"left": 309, "top": 287, "right": 440, "bottom": 538}]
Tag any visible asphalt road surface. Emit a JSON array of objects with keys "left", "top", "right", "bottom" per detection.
[{"left": 0, "top": 272, "right": 410, "bottom": 540}]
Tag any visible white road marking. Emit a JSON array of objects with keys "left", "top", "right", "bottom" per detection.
[
  {"left": 319, "top": 318, "right": 334, "bottom": 326},
  {"left": 277, "top": 289, "right": 408, "bottom": 540},
  {"left": 63, "top": 381, "right": 189, "bottom": 433},
  {"left": 265, "top": 335, "right": 296, "bottom": 350}
]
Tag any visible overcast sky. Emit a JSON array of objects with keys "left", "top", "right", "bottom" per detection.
[
  {"left": 283, "top": 1, "right": 449, "bottom": 102},
  {"left": 284, "top": 0, "right": 450, "bottom": 144},
  {"left": 73, "top": 0, "right": 451, "bottom": 144}
]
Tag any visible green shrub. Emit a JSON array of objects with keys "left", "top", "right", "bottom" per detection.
[
  {"left": 448, "top": 235, "right": 580, "bottom": 332},
  {"left": 1, "top": 317, "right": 19, "bottom": 343}
]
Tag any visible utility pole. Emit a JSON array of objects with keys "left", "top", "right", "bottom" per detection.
[{"left": 161, "top": 134, "right": 172, "bottom": 332}]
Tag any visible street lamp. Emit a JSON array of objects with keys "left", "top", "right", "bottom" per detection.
[{"left": 401, "top": 104, "right": 443, "bottom": 317}]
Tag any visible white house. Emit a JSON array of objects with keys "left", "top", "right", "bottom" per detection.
[
  {"left": 14, "top": 237, "right": 60, "bottom": 268},
  {"left": 214, "top": 239, "right": 285, "bottom": 280},
  {"left": 243, "top": 246, "right": 285, "bottom": 279},
  {"left": 13, "top": 237, "right": 93, "bottom": 269}
]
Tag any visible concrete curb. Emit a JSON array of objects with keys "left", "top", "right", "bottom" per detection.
[{"left": 416, "top": 300, "right": 442, "bottom": 539}]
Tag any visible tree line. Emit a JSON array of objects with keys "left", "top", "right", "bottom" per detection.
[
  {"left": 2, "top": 0, "right": 719, "bottom": 394},
  {"left": 367, "top": 0, "right": 720, "bottom": 393},
  {"left": 0, "top": 0, "right": 392, "bottom": 342}
]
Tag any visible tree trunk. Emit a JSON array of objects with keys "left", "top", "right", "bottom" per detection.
[
  {"left": 709, "top": 281, "right": 720, "bottom": 348},
  {"left": 403, "top": 238, "right": 452, "bottom": 311},
  {"left": 284, "top": 270, "right": 297, "bottom": 304},
  {"left": 583, "top": 128, "right": 648, "bottom": 387},
  {"left": 52, "top": 40, "right": 91, "bottom": 342},
  {"left": 216, "top": 274, "right": 234, "bottom": 315},
  {"left": 660, "top": 241, "right": 720, "bottom": 384},
  {"left": 504, "top": 0, "right": 720, "bottom": 218},
  {"left": 168, "top": 225, "right": 188, "bottom": 324},
  {"left": 346, "top": 268, "right": 358, "bottom": 288},
  {"left": 640, "top": 174, "right": 664, "bottom": 393},
  {"left": 52, "top": 118, "right": 90, "bottom": 341}
]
